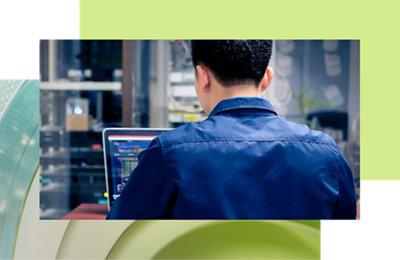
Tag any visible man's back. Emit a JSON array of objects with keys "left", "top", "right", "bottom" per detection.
[{"left": 107, "top": 97, "right": 357, "bottom": 219}]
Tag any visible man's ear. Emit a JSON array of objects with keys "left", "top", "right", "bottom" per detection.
[
  {"left": 196, "top": 65, "right": 210, "bottom": 92},
  {"left": 260, "top": 67, "right": 273, "bottom": 92}
]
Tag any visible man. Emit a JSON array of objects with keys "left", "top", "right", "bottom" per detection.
[{"left": 107, "top": 40, "right": 357, "bottom": 219}]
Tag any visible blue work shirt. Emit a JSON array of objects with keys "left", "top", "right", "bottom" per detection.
[{"left": 107, "top": 97, "right": 357, "bottom": 219}]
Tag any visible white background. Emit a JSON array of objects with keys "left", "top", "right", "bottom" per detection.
[
  {"left": 1, "top": 1, "right": 399, "bottom": 259},
  {"left": 0, "top": 0, "right": 79, "bottom": 79},
  {"left": 322, "top": 181, "right": 400, "bottom": 259}
]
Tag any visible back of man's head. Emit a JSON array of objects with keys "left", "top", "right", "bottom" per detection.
[{"left": 191, "top": 40, "right": 273, "bottom": 87}]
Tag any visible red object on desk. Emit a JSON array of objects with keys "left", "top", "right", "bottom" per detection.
[{"left": 61, "top": 203, "right": 108, "bottom": 220}]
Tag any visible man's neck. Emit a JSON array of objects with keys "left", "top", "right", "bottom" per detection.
[{"left": 209, "top": 84, "right": 261, "bottom": 113}]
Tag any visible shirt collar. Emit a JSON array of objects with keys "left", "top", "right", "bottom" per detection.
[{"left": 208, "top": 97, "right": 278, "bottom": 117}]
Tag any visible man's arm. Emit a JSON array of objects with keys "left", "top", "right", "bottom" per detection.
[
  {"left": 331, "top": 151, "right": 357, "bottom": 219},
  {"left": 106, "top": 138, "right": 174, "bottom": 219}
]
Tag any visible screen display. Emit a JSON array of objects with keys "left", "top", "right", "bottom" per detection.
[{"left": 107, "top": 135, "right": 156, "bottom": 201}]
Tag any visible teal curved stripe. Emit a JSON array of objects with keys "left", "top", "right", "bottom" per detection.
[
  {"left": 12, "top": 164, "right": 40, "bottom": 259},
  {"left": 0, "top": 80, "right": 39, "bottom": 260}
]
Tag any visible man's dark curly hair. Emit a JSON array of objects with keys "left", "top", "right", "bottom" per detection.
[{"left": 191, "top": 40, "right": 273, "bottom": 87}]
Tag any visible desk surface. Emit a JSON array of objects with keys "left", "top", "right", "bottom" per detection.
[{"left": 61, "top": 203, "right": 108, "bottom": 220}]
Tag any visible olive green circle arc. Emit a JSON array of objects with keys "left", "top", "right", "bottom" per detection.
[
  {"left": 153, "top": 221, "right": 320, "bottom": 259},
  {"left": 107, "top": 220, "right": 320, "bottom": 259}
]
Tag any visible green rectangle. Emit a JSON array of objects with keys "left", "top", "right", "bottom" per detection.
[{"left": 80, "top": 0, "right": 400, "bottom": 180}]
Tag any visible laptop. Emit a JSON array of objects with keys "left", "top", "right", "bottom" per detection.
[{"left": 102, "top": 128, "right": 169, "bottom": 210}]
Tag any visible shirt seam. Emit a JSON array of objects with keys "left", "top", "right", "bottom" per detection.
[
  {"left": 213, "top": 112, "right": 277, "bottom": 116},
  {"left": 155, "top": 138, "right": 174, "bottom": 217},
  {"left": 211, "top": 107, "right": 277, "bottom": 116},
  {"left": 161, "top": 139, "right": 337, "bottom": 149},
  {"left": 157, "top": 138, "right": 172, "bottom": 193},
  {"left": 333, "top": 146, "right": 342, "bottom": 214},
  {"left": 156, "top": 138, "right": 170, "bottom": 182}
]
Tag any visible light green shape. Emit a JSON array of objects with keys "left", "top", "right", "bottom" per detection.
[
  {"left": 13, "top": 170, "right": 70, "bottom": 260},
  {"left": 81, "top": 0, "right": 400, "bottom": 180},
  {"left": 0, "top": 80, "right": 39, "bottom": 259},
  {"left": 56, "top": 220, "right": 135, "bottom": 259},
  {"left": 107, "top": 220, "right": 320, "bottom": 259}
]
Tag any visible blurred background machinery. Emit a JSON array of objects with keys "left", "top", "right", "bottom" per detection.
[{"left": 40, "top": 40, "right": 360, "bottom": 219}]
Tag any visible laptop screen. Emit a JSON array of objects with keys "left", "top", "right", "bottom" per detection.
[{"left": 102, "top": 128, "right": 168, "bottom": 210}]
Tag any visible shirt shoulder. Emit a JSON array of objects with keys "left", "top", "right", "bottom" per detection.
[
  {"left": 156, "top": 121, "right": 204, "bottom": 147},
  {"left": 284, "top": 119, "right": 339, "bottom": 147},
  {"left": 157, "top": 115, "right": 338, "bottom": 154}
]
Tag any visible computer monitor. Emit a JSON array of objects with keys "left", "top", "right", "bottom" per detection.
[{"left": 102, "top": 128, "right": 169, "bottom": 210}]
